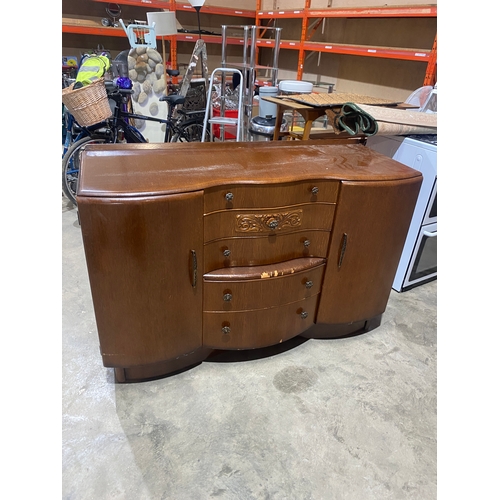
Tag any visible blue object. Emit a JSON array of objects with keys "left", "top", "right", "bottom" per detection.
[{"left": 114, "top": 76, "right": 133, "bottom": 89}]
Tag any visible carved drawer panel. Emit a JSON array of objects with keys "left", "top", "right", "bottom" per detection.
[
  {"left": 204, "top": 204, "right": 335, "bottom": 242},
  {"left": 203, "top": 295, "right": 319, "bottom": 349},
  {"left": 203, "top": 230, "right": 331, "bottom": 273},
  {"left": 204, "top": 180, "right": 339, "bottom": 214},
  {"left": 203, "top": 258, "right": 325, "bottom": 312}
]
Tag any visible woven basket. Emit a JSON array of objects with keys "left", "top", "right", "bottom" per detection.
[{"left": 62, "top": 78, "right": 112, "bottom": 126}]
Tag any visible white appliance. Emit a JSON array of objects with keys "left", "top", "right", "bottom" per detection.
[{"left": 367, "top": 134, "right": 437, "bottom": 292}]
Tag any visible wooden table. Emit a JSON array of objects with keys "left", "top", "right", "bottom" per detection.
[
  {"left": 261, "top": 95, "right": 416, "bottom": 142},
  {"left": 262, "top": 96, "right": 340, "bottom": 141}
]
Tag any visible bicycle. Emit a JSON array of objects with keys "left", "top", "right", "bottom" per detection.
[{"left": 62, "top": 79, "right": 208, "bottom": 206}]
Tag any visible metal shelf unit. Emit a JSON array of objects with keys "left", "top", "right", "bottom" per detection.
[
  {"left": 63, "top": 1, "right": 437, "bottom": 86},
  {"left": 255, "top": 0, "right": 437, "bottom": 86}
]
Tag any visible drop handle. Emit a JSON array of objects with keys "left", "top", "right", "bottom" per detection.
[
  {"left": 189, "top": 250, "right": 198, "bottom": 287},
  {"left": 338, "top": 233, "right": 348, "bottom": 269}
]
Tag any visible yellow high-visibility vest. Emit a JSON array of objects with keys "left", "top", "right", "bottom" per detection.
[{"left": 75, "top": 56, "right": 111, "bottom": 86}]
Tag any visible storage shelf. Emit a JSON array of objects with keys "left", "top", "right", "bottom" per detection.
[
  {"left": 257, "top": 9, "right": 304, "bottom": 19},
  {"left": 300, "top": 41, "right": 430, "bottom": 62},
  {"left": 306, "top": 5, "right": 437, "bottom": 18},
  {"left": 91, "top": 0, "right": 170, "bottom": 8},
  {"left": 64, "top": 1, "right": 437, "bottom": 87},
  {"left": 257, "top": 5, "right": 436, "bottom": 19},
  {"left": 62, "top": 23, "right": 128, "bottom": 38},
  {"left": 91, "top": 0, "right": 255, "bottom": 17},
  {"left": 175, "top": 2, "right": 255, "bottom": 17},
  {"left": 255, "top": 1, "right": 436, "bottom": 84}
]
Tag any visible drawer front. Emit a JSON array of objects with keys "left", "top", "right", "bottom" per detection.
[
  {"left": 203, "top": 262, "right": 325, "bottom": 312},
  {"left": 203, "top": 295, "right": 319, "bottom": 349},
  {"left": 204, "top": 180, "right": 339, "bottom": 213},
  {"left": 204, "top": 204, "right": 335, "bottom": 242},
  {"left": 203, "top": 230, "right": 331, "bottom": 273}
]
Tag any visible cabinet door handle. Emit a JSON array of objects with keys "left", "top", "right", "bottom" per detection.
[
  {"left": 190, "top": 250, "right": 197, "bottom": 287},
  {"left": 338, "top": 233, "right": 348, "bottom": 269}
]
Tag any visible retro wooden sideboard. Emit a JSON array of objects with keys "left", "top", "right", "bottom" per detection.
[{"left": 76, "top": 140, "right": 422, "bottom": 382}]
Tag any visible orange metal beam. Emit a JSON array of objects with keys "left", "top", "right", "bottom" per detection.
[
  {"left": 175, "top": 3, "right": 255, "bottom": 17},
  {"left": 300, "top": 41, "right": 431, "bottom": 62},
  {"left": 257, "top": 9, "right": 304, "bottom": 19},
  {"left": 296, "top": 0, "right": 311, "bottom": 80},
  {"left": 62, "top": 25, "right": 128, "bottom": 37},
  {"left": 306, "top": 18, "right": 323, "bottom": 41},
  {"left": 91, "top": 0, "right": 254, "bottom": 17},
  {"left": 92, "top": 0, "right": 170, "bottom": 8},
  {"left": 306, "top": 5, "right": 437, "bottom": 18}
]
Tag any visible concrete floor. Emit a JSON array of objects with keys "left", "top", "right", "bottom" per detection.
[{"left": 62, "top": 196, "right": 437, "bottom": 500}]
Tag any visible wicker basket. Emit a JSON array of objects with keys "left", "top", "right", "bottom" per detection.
[{"left": 62, "top": 78, "right": 112, "bottom": 126}]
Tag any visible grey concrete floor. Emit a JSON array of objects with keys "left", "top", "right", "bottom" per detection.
[{"left": 62, "top": 196, "right": 437, "bottom": 500}]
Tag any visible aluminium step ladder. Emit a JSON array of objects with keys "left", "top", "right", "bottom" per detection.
[{"left": 202, "top": 67, "right": 244, "bottom": 142}]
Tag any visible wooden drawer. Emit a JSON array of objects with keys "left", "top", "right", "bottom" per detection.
[
  {"left": 203, "top": 295, "right": 320, "bottom": 349},
  {"left": 203, "top": 230, "right": 331, "bottom": 273},
  {"left": 204, "top": 180, "right": 339, "bottom": 214},
  {"left": 203, "top": 258, "right": 325, "bottom": 312},
  {"left": 204, "top": 203, "right": 335, "bottom": 242}
]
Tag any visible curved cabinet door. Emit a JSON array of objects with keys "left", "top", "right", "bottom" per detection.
[
  {"left": 317, "top": 177, "right": 422, "bottom": 324},
  {"left": 78, "top": 192, "right": 204, "bottom": 368}
]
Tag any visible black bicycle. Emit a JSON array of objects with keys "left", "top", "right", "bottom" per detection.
[{"left": 62, "top": 80, "right": 207, "bottom": 206}]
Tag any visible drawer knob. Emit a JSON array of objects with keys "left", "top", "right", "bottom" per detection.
[
  {"left": 268, "top": 219, "right": 279, "bottom": 230},
  {"left": 311, "top": 186, "right": 319, "bottom": 195},
  {"left": 223, "top": 293, "right": 233, "bottom": 302},
  {"left": 225, "top": 192, "right": 234, "bottom": 202},
  {"left": 300, "top": 311, "right": 309, "bottom": 319},
  {"left": 222, "top": 326, "right": 231, "bottom": 335},
  {"left": 305, "top": 280, "right": 313, "bottom": 289},
  {"left": 303, "top": 239, "right": 311, "bottom": 248},
  {"left": 223, "top": 249, "right": 231, "bottom": 257}
]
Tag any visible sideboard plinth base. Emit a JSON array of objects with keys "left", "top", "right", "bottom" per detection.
[
  {"left": 301, "top": 315, "right": 383, "bottom": 339},
  {"left": 113, "top": 347, "right": 214, "bottom": 383}
]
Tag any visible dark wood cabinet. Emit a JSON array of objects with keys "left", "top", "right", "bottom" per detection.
[{"left": 77, "top": 141, "right": 422, "bottom": 382}]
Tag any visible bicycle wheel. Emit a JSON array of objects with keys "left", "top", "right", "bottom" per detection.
[
  {"left": 62, "top": 136, "right": 106, "bottom": 206},
  {"left": 171, "top": 120, "right": 208, "bottom": 143}
]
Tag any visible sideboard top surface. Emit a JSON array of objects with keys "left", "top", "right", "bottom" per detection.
[{"left": 78, "top": 140, "right": 421, "bottom": 198}]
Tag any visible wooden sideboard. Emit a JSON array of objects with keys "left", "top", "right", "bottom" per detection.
[{"left": 76, "top": 140, "right": 422, "bottom": 382}]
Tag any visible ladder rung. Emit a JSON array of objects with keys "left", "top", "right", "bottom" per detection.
[{"left": 209, "top": 117, "right": 239, "bottom": 125}]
